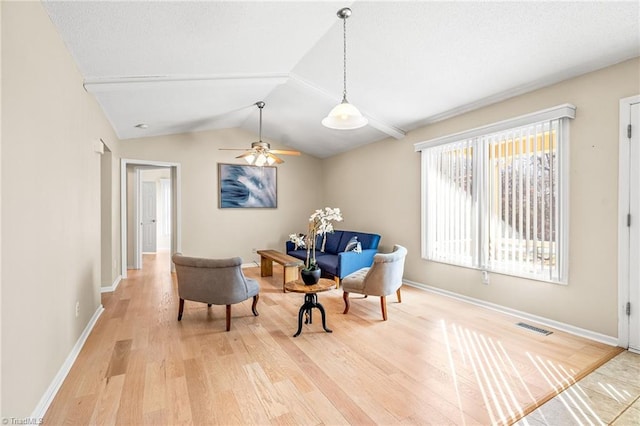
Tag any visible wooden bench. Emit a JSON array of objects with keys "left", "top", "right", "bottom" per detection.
[{"left": 257, "top": 249, "right": 304, "bottom": 292}]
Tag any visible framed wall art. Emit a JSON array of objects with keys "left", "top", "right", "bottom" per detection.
[{"left": 218, "top": 163, "right": 277, "bottom": 208}]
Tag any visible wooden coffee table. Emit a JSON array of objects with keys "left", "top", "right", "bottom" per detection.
[
  {"left": 284, "top": 278, "right": 334, "bottom": 337},
  {"left": 257, "top": 249, "right": 304, "bottom": 292}
]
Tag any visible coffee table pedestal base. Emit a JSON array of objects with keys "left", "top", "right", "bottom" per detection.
[{"left": 294, "top": 293, "right": 333, "bottom": 337}]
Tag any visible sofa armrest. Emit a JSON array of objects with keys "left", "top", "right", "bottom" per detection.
[
  {"left": 337, "top": 249, "right": 378, "bottom": 279},
  {"left": 285, "top": 241, "right": 296, "bottom": 253}
]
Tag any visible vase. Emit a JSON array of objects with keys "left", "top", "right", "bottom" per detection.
[{"left": 301, "top": 268, "right": 321, "bottom": 285}]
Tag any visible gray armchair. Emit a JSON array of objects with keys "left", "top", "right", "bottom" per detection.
[
  {"left": 341, "top": 245, "right": 407, "bottom": 321},
  {"left": 172, "top": 253, "right": 259, "bottom": 331}
]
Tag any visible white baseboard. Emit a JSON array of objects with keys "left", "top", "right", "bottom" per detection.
[
  {"left": 31, "top": 305, "right": 105, "bottom": 419},
  {"left": 100, "top": 275, "right": 122, "bottom": 293},
  {"left": 242, "top": 261, "right": 260, "bottom": 269},
  {"left": 403, "top": 279, "right": 618, "bottom": 347}
]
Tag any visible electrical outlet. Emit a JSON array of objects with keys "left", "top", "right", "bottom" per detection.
[
  {"left": 482, "top": 271, "right": 490, "bottom": 285},
  {"left": 75, "top": 301, "right": 80, "bottom": 318},
  {"left": 252, "top": 248, "right": 257, "bottom": 253}
]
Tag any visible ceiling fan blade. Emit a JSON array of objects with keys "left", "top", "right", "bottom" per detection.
[
  {"left": 269, "top": 154, "right": 284, "bottom": 164},
  {"left": 235, "top": 151, "right": 254, "bottom": 159},
  {"left": 270, "top": 149, "right": 301, "bottom": 156},
  {"left": 219, "top": 148, "right": 250, "bottom": 151}
]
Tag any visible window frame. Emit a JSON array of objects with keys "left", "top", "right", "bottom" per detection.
[{"left": 415, "top": 104, "right": 575, "bottom": 284}]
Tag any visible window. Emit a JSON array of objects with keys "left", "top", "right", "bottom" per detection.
[{"left": 415, "top": 104, "right": 575, "bottom": 283}]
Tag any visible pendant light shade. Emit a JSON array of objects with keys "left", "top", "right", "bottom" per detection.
[
  {"left": 322, "top": 7, "right": 368, "bottom": 130},
  {"left": 322, "top": 100, "right": 368, "bottom": 130}
]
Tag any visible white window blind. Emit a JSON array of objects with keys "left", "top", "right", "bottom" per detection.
[
  {"left": 417, "top": 104, "right": 574, "bottom": 283},
  {"left": 425, "top": 139, "right": 477, "bottom": 267}
]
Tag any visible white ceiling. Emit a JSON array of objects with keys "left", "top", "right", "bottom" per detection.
[{"left": 42, "top": 1, "right": 640, "bottom": 158}]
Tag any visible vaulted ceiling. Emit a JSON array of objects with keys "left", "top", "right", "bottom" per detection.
[{"left": 42, "top": 1, "right": 640, "bottom": 158}]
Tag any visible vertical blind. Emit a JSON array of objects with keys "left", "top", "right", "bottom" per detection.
[
  {"left": 425, "top": 139, "right": 476, "bottom": 266},
  {"left": 417, "top": 105, "right": 574, "bottom": 283},
  {"left": 485, "top": 120, "right": 563, "bottom": 281}
]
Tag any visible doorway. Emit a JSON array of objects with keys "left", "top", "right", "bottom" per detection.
[
  {"left": 618, "top": 95, "right": 640, "bottom": 352},
  {"left": 141, "top": 168, "right": 172, "bottom": 254},
  {"left": 121, "top": 159, "right": 181, "bottom": 277},
  {"left": 142, "top": 181, "right": 158, "bottom": 253}
]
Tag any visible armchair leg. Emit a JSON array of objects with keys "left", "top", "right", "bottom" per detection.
[
  {"left": 334, "top": 276, "right": 340, "bottom": 289},
  {"left": 207, "top": 303, "right": 212, "bottom": 307},
  {"left": 380, "top": 296, "right": 388, "bottom": 321},
  {"left": 252, "top": 295, "right": 259, "bottom": 316},
  {"left": 343, "top": 291, "right": 350, "bottom": 314},
  {"left": 178, "top": 298, "right": 185, "bottom": 321},
  {"left": 226, "top": 305, "right": 231, "bottom": 331},
  {"left": 396, "top": 288, "right": 402, "bottom": 303}
]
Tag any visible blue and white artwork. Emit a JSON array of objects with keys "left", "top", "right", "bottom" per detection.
[{"left": 219, "top": 164, "right": 277, "bottom": 208}]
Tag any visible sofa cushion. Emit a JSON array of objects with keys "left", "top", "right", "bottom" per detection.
[
  {"left": 338, "top": 231, "right": 380, "bottom": 252},
  {"left": 288, "top": 249, "right": 329, "bottom": 265},
  {"left": 322, "top": 231, "right": 343, "bottom": 254},
  {"left": 287, "top": 249, "right": 308, "bottom": 260},
  {"left": 315, "top": 254, "right": 339, "bottom": 274}
]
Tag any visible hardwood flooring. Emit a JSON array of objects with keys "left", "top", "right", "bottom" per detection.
[{"left": 43, "top": 252, "right": 622, "bottom": 425}]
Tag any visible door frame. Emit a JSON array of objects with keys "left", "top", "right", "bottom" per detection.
[
  {"left": 617, "top": 94, "right": 640, "bottom": 349},
  {"left": 121, "top": 159, "right": 181, "bottom": 278}
]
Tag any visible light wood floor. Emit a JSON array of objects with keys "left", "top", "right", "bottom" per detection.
[{"left": 44, "top": 252, "right": 622, "bottom": 425}]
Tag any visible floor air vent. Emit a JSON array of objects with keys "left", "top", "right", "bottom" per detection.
[{"left": 516, "top": 322, "right": 553, "bottom": 335}]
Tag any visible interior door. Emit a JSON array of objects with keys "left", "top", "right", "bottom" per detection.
[
  {"left": 142, "top": 181, "right": 157, "bottom": 253},
  {"left": 629, "top": 101, "right": 640, "bottom": 351}
]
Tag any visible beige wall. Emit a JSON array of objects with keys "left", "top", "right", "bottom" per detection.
[
  {"left": 323, "top": 58, "right": 640, "bottom": 337},
  {"left": 1, "top": 1, "right": 118, "bottom": 416},
  {"left": 118, "top": 129, "right": 323, "bottom": 264}
]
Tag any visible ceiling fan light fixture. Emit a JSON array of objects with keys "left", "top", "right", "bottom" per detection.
[
  {"left": 254, "top": 152, "right": 268, "bottom": 167},
  {"left": 224, "top": 101, "right": 300, "bottom": 165},
  {"left": 322, "top": 7, "right": 368, "bottom": 130},
  {"left": 244, "top": 153, "right": 256, "bottom": 165}
]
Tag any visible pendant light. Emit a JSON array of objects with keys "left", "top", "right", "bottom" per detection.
[{"left": 322, "top": 7, "right": 368, "bottom": 130}]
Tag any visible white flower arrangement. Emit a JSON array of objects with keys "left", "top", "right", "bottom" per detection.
[
  {"left": 289, "top": 207, "right": 343, "bottom": 270},
  {"left": 288, "top": 233, "right": 306, "bottom": 249}
]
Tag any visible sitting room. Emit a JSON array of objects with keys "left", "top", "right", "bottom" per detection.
[{"left": 2, "top": 1, "right": 639, "bottom": 425}]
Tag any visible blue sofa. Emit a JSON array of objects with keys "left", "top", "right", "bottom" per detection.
[{"left": 286, "top": 230, "right": 381, "bottom": 282}]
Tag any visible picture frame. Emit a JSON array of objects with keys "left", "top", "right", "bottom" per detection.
[{"left": 218, "top": 163, "right": 277, "bottom": 208}]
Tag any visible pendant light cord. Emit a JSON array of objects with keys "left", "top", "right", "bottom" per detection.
[
  {"left": 342, "top": 15, "right": 348, "bottom": 103},
  {"left": 258, "top": 103, "right": 263, "bottom": 141}
]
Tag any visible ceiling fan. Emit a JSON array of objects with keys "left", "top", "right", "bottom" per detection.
[{"left": 219, "top": 101, "right": 300, "bottom": 166}]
